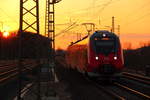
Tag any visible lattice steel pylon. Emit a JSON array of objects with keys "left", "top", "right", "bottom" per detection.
[
  {"left": 45, "top": 0, "right": 61, "bottom": 45},
  {"left": 45, "top": 0, "right": 61, "bottom": 81},
  {"left": 18, "top": 0, "right": 40, "bottom": 100},
  {"left": 19, "top": 0, "right": 39, "bottom": 33}
]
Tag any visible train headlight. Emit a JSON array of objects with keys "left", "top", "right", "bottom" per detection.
[
  {"left": 114, "top": 56, "right": 117, "bottom": 60},
  {"left": 95, "top": 56, "right": 99, "bottom": 60},
  {"left": 103, "top": 34, "right": 106, "bottom": 37}
]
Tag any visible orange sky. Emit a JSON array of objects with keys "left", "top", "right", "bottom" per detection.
[{"left": 0, "top": 0, "right": 150, "bottom": 49}]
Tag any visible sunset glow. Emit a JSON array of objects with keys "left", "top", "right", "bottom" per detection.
[{"left": 0, "top": 0, "right": 150, "bottom": 49}]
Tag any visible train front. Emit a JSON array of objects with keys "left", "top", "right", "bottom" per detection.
[{"left": 87, "top": 31, "right": 124, "bottom": 76}]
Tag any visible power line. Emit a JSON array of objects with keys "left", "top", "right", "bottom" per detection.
[
  {"left": 121, "top": 1, "right": 150, "bottom": 26},
  {"left": 55, "top": 23, "right": 70, "bottom": 26},
  {"left": 97, "top": 0, "right": 113, "bottom": 14},
  {"left": 95, "top": 0, "right": 121, "bottom": 15},
  {"left": 0, "top": 8, "right": 18, "bottom": 24},
  {"left": 88, "top": 0, "right": 121, "bottom": 22},
  {"left": 57, "top": 0, "right": 120, "bottom": 17},
  {"left": 55, "top": 22, "right": 78, "bottom": 37},
  {"left": 124, "top": 0, "right": 150, "bottom": 19},
  {"left": 124, "top": 12, "right": 150, "bottom": 26},
  {"left": 58, "top": 2, "right": 106, "bottom": 15}
]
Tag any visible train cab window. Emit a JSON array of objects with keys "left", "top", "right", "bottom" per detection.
[{"left": 94, "top": 39, "right": 115, "bottom": 55}]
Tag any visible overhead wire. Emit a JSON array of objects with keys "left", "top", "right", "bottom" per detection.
[
  {"left": 97, "top": 0, "right": 113, "bottom": 14},
  {"left": 56, "top": 0, "right": 120, "bottom": 30},
  {"left": 121, "top": 0, "right": 150, "bottom": 26},
  {"left": 56, "top": 0, "right": 122, "bottom": 47},
  {"left": 55, "top": 22, "right": 79, "bottom": 37},
  {"left": 58, "top": 1, "right": 106, "bottom": 15},
  {"left": 87, "top": 0, "right": 122, "bottom": 28},
  {"left": 56, "top": 0, "right": 150, "bottom": 47},
  {"left": 94, "top": 0, "right": 121, "bottom": 14},
  {"left": 58, "top": 0, "right": 118, "bottom": 20},
  {"left": 124, "top": 0, "right": 150, "bottom": 19},
  {"left": 57, "top": 0, "right": 119, "bottom": 37},
  {"left": 0, "top": 8, "right": 18, "bottom": 24},
  {"left": 123, "top": 12, "right": 150, "bottom": 26}
]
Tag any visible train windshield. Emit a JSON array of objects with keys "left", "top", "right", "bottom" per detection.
[{"left": 94, "top": 39, "right": 115, "bottom": 55}]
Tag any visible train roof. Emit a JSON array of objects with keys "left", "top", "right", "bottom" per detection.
[
  {"left": 68, "top": 30, "right": 119, "bottom": 47},
  {"left": 90, "top": 30, "right": 118, "bottom": 39}
]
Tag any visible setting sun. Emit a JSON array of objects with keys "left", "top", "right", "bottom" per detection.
[{"left": 3, "top": 31, "right": 10, "bottom": 38}]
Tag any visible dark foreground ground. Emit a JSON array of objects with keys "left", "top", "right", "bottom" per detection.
[{"left": 55, "top": 63, "right": 113, "bottom": 100}]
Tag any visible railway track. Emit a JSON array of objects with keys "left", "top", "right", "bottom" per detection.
[
  {"left": 0, "top": 59, "right": 40, "bottom": 85},
  {"left": 91, "top": 79, "right": 150, "bottom": 100},
  {"left": 0, "top": 59, "right": 49, "bottom": 100},
  {"left": 114, "top": 82, "right": 150, "bottom": 100},
  {"left": 86, "top": 72, "right": 150, "bottom": 100},
  {"left": 122, "top": 72, "right": 150, "bottom": 85},
  {"left": 113, "top": 72, "right": 150, "bottom": 100},
  {"left": 90, "top": 80, "right": 125, "bottom": 100},
  {"left": 55, "top": 62, "right": 150, "bottom": 100}
]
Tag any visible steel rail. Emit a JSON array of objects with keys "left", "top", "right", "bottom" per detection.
[
  {"left": 86, "top": 78, "right": 125, "bottom": 100},
  {"left": 123, "top": 72, "right": 150, "bottom": 81},
  {"left": 0, "top": 63, "right": 17, "bottom": 67},
  {"left": 0, "top": 62, "right": 38, "bottom": 84},
  {"left": 122, "top": 72, "right": 150, "bottom": 84},
  {"left": 0, "top": 68, "right": 18, "bottom": 76},
  {"left": 0, "top": 72, "right": 18, "bottom": 83},
  {"left": 0, "top": 63, "right": 37, "bottom": 76},
  {"left": 94, "top": 82, "right": 125, "bottom": 100},
  {"left": 20, "top": 82, "right": 35, "bottom": 94},
  {"left": 123, "top": 74, "right": 150, "bottom": 85},
  {"left": 0, "top": 64, "right": 17, "bottom": 70},
  {"left": 114, "top": 82, "right": 150, "bottom": 99}
]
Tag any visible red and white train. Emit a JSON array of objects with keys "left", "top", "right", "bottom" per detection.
[{"left": 66, "top": 30, "right": 124, "bottom": 78}]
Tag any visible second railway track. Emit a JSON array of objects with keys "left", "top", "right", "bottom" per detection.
[
  {"left": 86, "top": 72, "right": 150, "bottom": 100},
  {"left": 114, "top": 82, "right": 150, "bottom": 100},
  {"left": 122, "top": 72, "right": 150, "bottom": 85},
  {"left": 89, "top": 79, "right": 125, "bottom": 100},
  {"left": 91, "top": 79, "right": 150, "bottom": 100}
]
